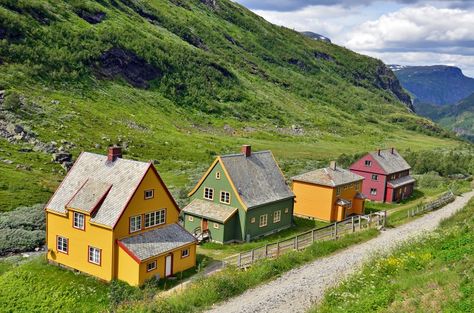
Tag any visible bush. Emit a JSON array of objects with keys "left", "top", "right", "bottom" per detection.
[
  {"left": 0, "top": 204, "right": 45, "bottom": 231},
  {"left": 0, "top": 228, "right": 45, "bottom": 255},
  {"left": 0, "top": 204, "right": 45, "bottom": 255}
]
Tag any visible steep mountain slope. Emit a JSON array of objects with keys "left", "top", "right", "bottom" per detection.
[
  {"left": 0, "top": 0, "right": 458, "bottom": 211},
  {"left": 392, "top": 65, "right": 474, "bottom": 106},
  {"left": 300, "top": 31, "right": 331, "bottom": 43},
  {"left": 437, "top": 93, "right": 474, "bottom": 141}
]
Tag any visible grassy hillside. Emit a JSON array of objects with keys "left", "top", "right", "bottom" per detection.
[
  {"left": 0, "top": 0, "right": 461, "bottom": 211},
  {"left": 313, "top": 198, "right": 474, "bottom": 313}
]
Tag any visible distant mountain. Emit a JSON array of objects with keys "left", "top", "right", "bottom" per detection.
[
  {"left": 392, "top": 65, "right": 474, "bottom": 106},
  {"left": 300, "top": 31, "right": 331, "bottom": 43}
]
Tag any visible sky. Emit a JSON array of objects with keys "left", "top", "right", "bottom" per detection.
[{"left": 235, "top": 0, "right": 474, "bottom": 77}]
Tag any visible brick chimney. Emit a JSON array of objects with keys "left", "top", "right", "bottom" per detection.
[
  {"left": 241, "top": 145, "right": 251, "bottom": 157},
  {"left": 329, "top": 160, "right": 337, "bottom": 170},
  {"left": 108, "top": 146, "right": 122, "bottom": 162}
]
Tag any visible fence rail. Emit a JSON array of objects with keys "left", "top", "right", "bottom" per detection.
[
  {"left": 408, "top": 191, "right": 455, "bottom": 218},
  {"left": 223, "top": 211, "right": 387, "bottom": 269}
]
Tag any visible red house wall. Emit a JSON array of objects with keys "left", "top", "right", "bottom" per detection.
[{"left": 350, "top": 154, "right": 387, "bottom": 202}]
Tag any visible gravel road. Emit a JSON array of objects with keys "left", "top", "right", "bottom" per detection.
[{"left": 206, "top": 191, "right": 474, "bottom": 313}]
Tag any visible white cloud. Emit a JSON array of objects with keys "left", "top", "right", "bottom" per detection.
[{"left": 346, "top": 6, "right": 474, "bottom": 50}]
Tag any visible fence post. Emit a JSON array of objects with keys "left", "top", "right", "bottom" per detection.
[
  {"left": 265, "top": 244, "right": 268, "bottom": 257},
  {"left": 312, "top": 229, "right": 315, "bottom": 243},
  {"left": 277, "top": 241, "right": 280, "bottom": 256},
  {"left": 383, "top": 211, "right": 387, "bottom": 228},
  {"left": 251, "top": 249, "right": 255, "bottom": 264},
  {"left": 237, "top": 253, "right": 241, "bottom": 268},
  {"left": 295, "top": 235, "right": 298, "bottom": 250},
  {"left": 351, "top": 216, "right": 355, "bottom": 232},
  {"left": 334, "top": 222, "right": 338, "bottom": 238}
]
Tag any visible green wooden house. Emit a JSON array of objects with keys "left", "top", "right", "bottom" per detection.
[{"left": 182, "top": 145, "right": 295, "bottom": 243}]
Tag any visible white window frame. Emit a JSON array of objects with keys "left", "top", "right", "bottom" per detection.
[
  {"left": 284, "top": 208, "right": 289, "bottom": 214},
  {"left": 88, "top": 246, "right": 101, "bottom": 265},
  {"left": 370, "top": 188, "right": 377, "bottom": 195},
  {"left": 144, "top": 189, "right": 154, "bottom": 200},
  {"left": 188, "top": 215, "right": 194, "bottom": 222},
  {"left": 250, "top": 217, "right": 256, "bottom": 223},
  {"left": 146, "top": 260, "right": 157, "bottom": 272},
  {"left": 213, "top": 222, "right": 219, "bottom": 229},
  {"left": 204, "top": 187, "right": 214, "bottom": 200},
  {"left": 273, "top": 210, "right": 281, "bottom": 223},
  {"left": 215, "top": 171, "right": 221, "bottom": 179},
  {"left": 144, "top": 209, "right": 166, "bottom": 228},
  {"left": 220, "top": 191, "right": 230, "bottom": 204},
  {"left": 57, "top": 236, "right": 68, "bottom": 254},
  {"left": 372, "top": 174, "right": 378, "bottom": 181},
  {"left": 259, "top": 214, "right": 268, "bottom": 227},
  {"left": 130, "top": 215, "right": 142, "bottom": 233},
  {"left": 73, "top": 212, "right": 85, "bottom": 230},
  {"left": 365, "top": 160, "right": 372, "bottom": 167},
  {"left": 181, "top": 248, "right": 190, "bottom": 258}
]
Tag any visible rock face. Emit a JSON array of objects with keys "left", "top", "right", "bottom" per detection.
[
  {"left": 201, "top": 0, "right": 218, "bottom": 9},
  {"left": 374, "top": 64, "right": 414, "bottom": 111},
  {"left": 96, "top": 47, "right": 161, "bottom": 89},
  {"left": 393, "top": 65, "right": 474, "bottom": 106},
  {"left": 76, "top": 10, "right": 106, "bottom": 24},
  {"left": 301, "top": 31, "right": 331, "bottom": 43}
]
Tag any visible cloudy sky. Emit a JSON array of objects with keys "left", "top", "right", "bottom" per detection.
[{"left": 235, "top": 0, "right": 474, "bottom": 76}]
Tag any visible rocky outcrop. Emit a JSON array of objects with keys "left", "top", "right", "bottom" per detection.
[
  {"left": 96, "top": 47, "right": 161, "bottom": 89},
  {"left": 201, "top": 0, "right": 218, "bottom": 9},
  {"left": 375, "top": 64, "right": 414, "bottom": 111},
  {"left": 76, "top": 10, "right": 106, "bottom": 24},
  {"left": 314, "top": 51, "right": 334, "bottom": 62}
]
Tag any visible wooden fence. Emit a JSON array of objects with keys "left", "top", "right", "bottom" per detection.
[
  {"left": 408, "top": 191, "right": 455, "bottom": 218},
  {"left": 223, "top": 211, "right": 387, "bottom": 269}
]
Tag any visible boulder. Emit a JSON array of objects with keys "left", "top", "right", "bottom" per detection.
[
  {"left": 52, "top": 152, "right": 72, "bottom": 164},
  {"left": 76, "top": 10, "right": 106, "bottom": 24}
]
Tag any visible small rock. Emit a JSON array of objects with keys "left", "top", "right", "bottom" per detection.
[
  {"left": 2, "top": 159, "right": 13, "bottom": 164},
  {"left": 61, "top": 161, "right": 73, "bottom": 171},
  {"left": 16, "top": 164, "right": 32, "bottom": 171},
  {"left": 52, "top": 152, "right": 72, "bottom": 163},
  {"left": 35, "top": 247, "right": 40, "bottom": 252},
  {"left": 94, "top": 143, "right": 102, "bottom": 149},
  {"left": 51, "top": 100, "right": 60, "bottom": 105}
]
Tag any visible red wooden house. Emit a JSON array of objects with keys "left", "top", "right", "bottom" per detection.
[{"left": 349, "top": 148, "right": 415, "bottom": 203}]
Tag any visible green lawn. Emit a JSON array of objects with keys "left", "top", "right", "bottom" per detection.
[{"left": 312, "top": 199, "right": 474, "bottom": 313}]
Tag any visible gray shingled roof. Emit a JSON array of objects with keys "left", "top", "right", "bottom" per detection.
[
  {"left": 370, "top": 149, "right": 411, "bottom": 174},
  {"left": 119, "top": 224, "right": 196, "bottom": 261},
  {"left": 336, "top": 198, "right": 352, "bottom": 206},
  {"left": 220, "top": 151, "right": 294, "bottom": 209},
  {"left": 182, "top": 199, "right": 238, "bottom": 223},
  {"left": 67, "top": 179, "right": 112, "bottom": 213},
  {"left": 388, "top": 175, "right": 416, "bottom": 188},
  {"left": 46, "top": 152, "right": 150, "bottom": 227},
  {"left": 292, "top": 166, "right": 364, "bottom": 187}
]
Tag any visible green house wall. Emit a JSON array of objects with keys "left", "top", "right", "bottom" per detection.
[{"left": 245, "top": 198, "right": 294, "bottom": 240}]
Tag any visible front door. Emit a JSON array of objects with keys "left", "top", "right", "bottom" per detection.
[
  {"left": 202, "top": 218, "right": 208, "bottom": 231},
  {"left": 165, "top": 254, "right": 172, "bottom": 277}
]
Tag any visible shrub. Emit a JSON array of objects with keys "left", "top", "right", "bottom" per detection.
[
  {"left": 0, "top": 204, "right": 45, "bottom": 231},
  {"left": 0, "top": 228, "right": 45, "bottom": 255}
]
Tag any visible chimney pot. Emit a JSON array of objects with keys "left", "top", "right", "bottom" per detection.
[
  {"left": 330, "top": 161, "right": 337, "bottom": 170},
  {"left": 108, "top": 146, "right": 122, "bottom": 162},
  {"left": 241, "top": 145, "right": 251, "bottom": 157}
]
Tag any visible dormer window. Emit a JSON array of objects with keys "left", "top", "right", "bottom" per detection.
[
  {"left": 73, "top": 212, "right": 85, "bottom": 230},
  {"left": 144, "top": 189, "right": 154, "bottom": 200},
  {"left": 365, "top": 160, "right": 372, "bottom": 167},
  {"left": 216, "top": 172, "right": 221, "bottom": 180}
]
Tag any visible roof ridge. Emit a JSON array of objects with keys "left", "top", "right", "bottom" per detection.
[{"left": 220, "top": 150, "right": 271, "bottom": 158}]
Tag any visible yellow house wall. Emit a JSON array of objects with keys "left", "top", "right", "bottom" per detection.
[
  {"left": 117, "top": 246, "right": 140, "bottom": 286},
  {"left": 137, "top": 243, "right": 197, "bottom": 285},
  {"left": 293, "top": 181, "right": 335, "bottom": 221},
  {"left": 46, "top": 211, "right": 114, "bottom": 281}
]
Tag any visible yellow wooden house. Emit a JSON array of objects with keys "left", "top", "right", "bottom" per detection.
[
  {"left": 292, "top": 161, "right": 366, "bottom": 222},
  {"left": 45, "top": 147, "right": 197, "bottom": 286}
]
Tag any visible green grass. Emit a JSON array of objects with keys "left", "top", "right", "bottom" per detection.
[
  {"left": 0, "top": 257, "right": 110, "bottom": 313},
  {"left": 117, "top": 229, "right": 379, "bottom": 313},
  {"left": 198, "top": 217, "right": 329, "bottom": 260},
  {"left": 311, "top": 199, "right": 474, "bottom": 313}
]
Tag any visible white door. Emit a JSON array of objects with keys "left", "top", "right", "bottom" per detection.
[{"left": 165, "top": 254, "right": 172, "bottom": 277}]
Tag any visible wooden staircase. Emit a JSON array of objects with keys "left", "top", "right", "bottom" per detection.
[{"left": 192, "top": 226, "right": 211, "bottom": 244}]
